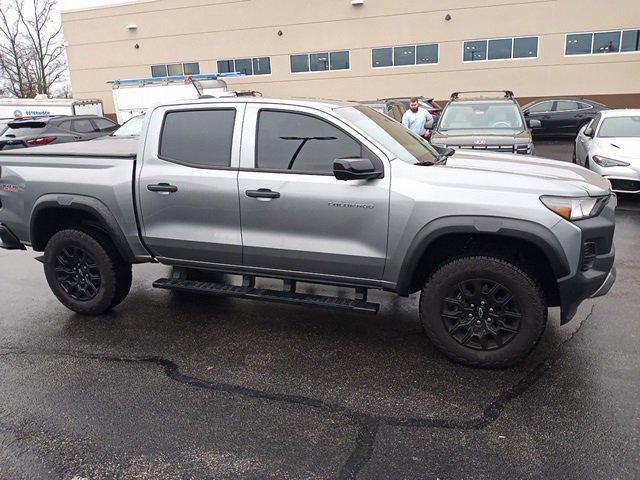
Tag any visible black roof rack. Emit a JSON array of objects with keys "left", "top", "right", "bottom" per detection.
[{"left": 450, "top": 90, "right": 514, "bottom": 101}]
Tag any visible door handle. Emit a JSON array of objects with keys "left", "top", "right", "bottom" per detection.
[
  {"left": 147, "top": 183, "right": 178, "bottom": 193},
  {"left": 245, "top": 188, "right": 280, "bottom": 199}
]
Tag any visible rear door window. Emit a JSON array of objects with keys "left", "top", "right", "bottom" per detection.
[
  {"left": 159, "top": 109, "right": 236, "bottom": 168},
  {"left": 554, "top": 101, "right": 580, "bottom": 112},
  {"left": 71, "top": 119, "right": 96, "bottom": 133},
  {"left": 255, "top": 110, "right": 362, "bottom": 174}
]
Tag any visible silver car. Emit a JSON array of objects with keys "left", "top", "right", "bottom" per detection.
[{"left": 575, "top": 109, "right": 640, "bottom": 194}]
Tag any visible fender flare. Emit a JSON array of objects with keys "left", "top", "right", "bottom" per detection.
[
  {"left": 394, "top": 215, "right": 570, "bottom": 296},
  {"left": 30, "top": 194, "right": 136, "bottom": 263}
]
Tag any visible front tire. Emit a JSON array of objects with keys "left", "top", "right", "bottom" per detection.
[
  {"left": 420, "top": 256, "right": 547, "bottom": 368},
  {"left": 44, "top": 229, "right": 131, "bottom": 315}
]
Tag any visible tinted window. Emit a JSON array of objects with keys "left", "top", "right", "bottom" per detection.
[
  {"left": 329, "top": 51, "right": 349, "bottom": 70},
  {"left": 394, "top": 45, "right": 415, "bottom": 65},
  {"left": 160, "top": 109, "right": 236, "bottom": 168},
  {"left": 566, "top": 33, "right": 592, "bottom": 55},
  {"left": 167, "top": 63, "right": 183, "bottom": 76},
  {"left": 622, "top": 29, "right": 640, "bottom": 52},
  {"left": 290, "top": 54, "right": 309, "bottom": 72},
  {"left": 488, "top": 38, "right": 512, "bottom": 60},
  {"left": 593, "top": 31, "right": 621, "bottom": 53},
  {"left": 372, "top": 47, "right": 392, "bottom": 67},
  {"left": 577, "top": 102, "right": 592, "bottom": 110},
  {"left": 513, "top": 37, "right": 538, "bottom": 58},
  {"left": 183, "top": 62, "right": 200, "bottom": 75},
  {"left": 2, "top": 125, "right": 47, "bottom": 137},
  {"left": 234, "top": 58, "right": 253, "bottom": 75},
  {"left": 57, "top": 120, "right": 72, "bottom": 131},
  {"left": 94, "top": 118, "right": 117, "bottom": 132},
  {"left": 151, "top": 64, "right": 168, "bottom": 77},
  {"left": 417, "top": 44, "right": 438, "bottom": 64},
  {"left": 555, "top": 100, "right": 580, "bottom": 111},
  {"left": 256, "top": 110, "right": 361, "bottom": 173},
  {"left": 310, "top": 52, "right": 330, "bottom": 71},
  {"left": 527, "top": 101, "right": 553, "bottom": 113},
  {"left": 72, "top": 119, "right": 95, "bottom": 133},
  {"left": 252, "top": 57, "right": 271, "bottom": 75},
  {"left": 463, "top": 40, "right": 487, "bottom": 61}
]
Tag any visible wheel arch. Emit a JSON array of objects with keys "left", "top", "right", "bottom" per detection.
[
  {"left": 395, "top": 216, "right": 569, "bottom": 305},
  {"left": 30, "top": 194, "right": 136, "bottom": 263}
]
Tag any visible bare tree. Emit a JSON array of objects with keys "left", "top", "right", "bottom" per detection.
[
  {"left": 0, "top": 0, "right": 36, "bottom": 97},
  {"left": 18, "top": 0, "right": 67, "bottom": 95}
]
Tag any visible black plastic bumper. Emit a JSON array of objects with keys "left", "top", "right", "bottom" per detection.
[
  {"left": 0, "top": 223, "right": 26, "bottom": 250},
  {"left": 557, "top": 198, "right": 616, "bottom": 324}
]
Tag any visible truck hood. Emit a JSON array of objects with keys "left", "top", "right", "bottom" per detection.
[{"left": 445, "top": 150, "right": 611, "bottom": 195}]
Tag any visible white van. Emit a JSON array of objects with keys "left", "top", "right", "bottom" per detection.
[
  {"left": 108, "top": 73, "right": 247, "bottom": 124},
  {"left": 0, "top": 97, "right": 104, "bottom": 120}
]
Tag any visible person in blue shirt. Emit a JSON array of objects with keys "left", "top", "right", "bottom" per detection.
[{"left": 402, "top": 97, "right": 434, "bottom": 140}]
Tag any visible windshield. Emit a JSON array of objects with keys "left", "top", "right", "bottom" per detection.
[
  {"left": 0, "top": 120, "right": 10, "bottom": 136},
  {"left": 438, "top": 102, "right": 524, "bottom": 130},
  {"left": 335, "top": 105, "right": 439, "bottom": 164},
  {"left": 112, "top": 115, "right": 144, "bottom": 136},
  {"left": 598, "top": 116, "right": 640, "bottom": 138}
]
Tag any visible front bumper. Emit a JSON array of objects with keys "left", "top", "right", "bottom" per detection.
[
  {"left": 556, "top": 197, "right": 616, "bottom": 324},
  {"left": 0, "top": 223, "right": 26, "bottom": 250}
]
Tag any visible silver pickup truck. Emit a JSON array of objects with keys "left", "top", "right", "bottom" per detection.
[{"left": 0, "top": 98, "right": 616, "bottom": 367}]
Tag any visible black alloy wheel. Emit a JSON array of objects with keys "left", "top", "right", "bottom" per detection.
[
  {"left": 54, "top": 245, "right": 102, "bottom": 301},
  {"left": 441, "top": 278, "right": 521, "bottom": 351}
]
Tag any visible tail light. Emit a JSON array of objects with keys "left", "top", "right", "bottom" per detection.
[
  {"left": 428, "top": 109, "right": 442, "bottom": 115},
  {"left": 27, "top": 136, "right": 56, "bottom": 146}
]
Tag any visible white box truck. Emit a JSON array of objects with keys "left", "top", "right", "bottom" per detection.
[
  {"left": 108, "top": 73, "right": 247, "bottom": 124},
  {"left": 0, "top": 97, "right": 104, "bottom": 119}
]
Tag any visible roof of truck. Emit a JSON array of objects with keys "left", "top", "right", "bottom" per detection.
[{"left": 155, "top": 96, "right": 357, "bottom": 110}]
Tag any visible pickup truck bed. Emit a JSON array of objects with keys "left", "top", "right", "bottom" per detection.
[{"left": 0, "top": 137, "right": 148, "bottom": 261}]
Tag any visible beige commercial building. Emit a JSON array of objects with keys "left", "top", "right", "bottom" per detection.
[{"left": 62, "top": 0, "right": 640, "bottom": 117}]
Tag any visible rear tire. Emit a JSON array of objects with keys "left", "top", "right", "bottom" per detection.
[
  {"left": 419, "top": 256, "right": 547, "bottom": 368},
  {"left": 43, "top": 229, "right": 131, "bottom": 315}
]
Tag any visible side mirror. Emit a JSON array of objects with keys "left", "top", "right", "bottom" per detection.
[
  {"left": 528, "top": 119, "right": 542, "bottom": 128},
  {"left": 584, "top": 127, "right": 594, "bottom": 138},
  {"left": 333, "top": 158, "right": 382, "bottom": 181}
]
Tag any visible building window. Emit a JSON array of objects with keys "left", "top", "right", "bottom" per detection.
[
  {"left": 463, "top": 36, "right": 538, "bottom": 62},
  {"left": 566, "top": 29, "right": 640, "bottom": 55},
  {"left": 150, "top": 62, "right": 200, "bottom": 77},
  {"left": 622, "top": 29, "right": 640, "bottom": 52},
  {"left": 217, "top": 56, "right": 271, "bottom": 76},
  {"left": 290, "top": 50, "right": 350, "bottom": 73},
  {"left": 372, "top": 43, "right": 438, "bottom": 67}
]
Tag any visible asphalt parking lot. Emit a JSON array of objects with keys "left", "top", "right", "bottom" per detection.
[{"left": 0, "top": 140, "right": 638, "bottom": 480}]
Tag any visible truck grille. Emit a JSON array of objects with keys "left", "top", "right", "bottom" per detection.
[{"left": 450, "top": 144, "right": 531, "bottom": 154}]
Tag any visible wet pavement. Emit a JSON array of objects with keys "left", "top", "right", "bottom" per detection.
[{"left": 0, "top": 141, "right": 638, "bottom": 479}]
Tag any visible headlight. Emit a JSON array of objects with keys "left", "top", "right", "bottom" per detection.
[
  {"left": 540, "top": 195, "right": 609, "bottom": 221},
  {"left": 592, "top": 155, "right": 630, "bottom": 167}
]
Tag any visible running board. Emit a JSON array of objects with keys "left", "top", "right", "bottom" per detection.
[{"left": 152, "top": 276, "right": 379, "bottom": 314}]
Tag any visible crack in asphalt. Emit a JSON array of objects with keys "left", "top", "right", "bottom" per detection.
[{"left": 0, "top": 305, "right": 593, "bottom": 480}]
